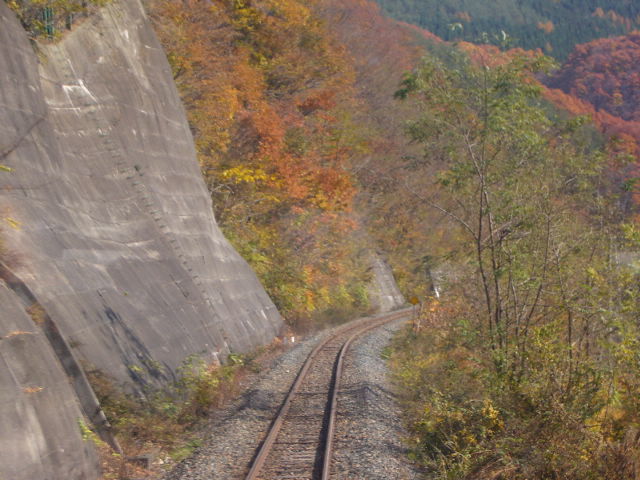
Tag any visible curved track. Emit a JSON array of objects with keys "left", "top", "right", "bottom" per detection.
[{"left": 245, "top": 309, "right": 411, "bottom": 480}]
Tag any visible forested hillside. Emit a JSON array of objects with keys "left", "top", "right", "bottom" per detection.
[
  {"left": 374, "top": 0, "right": 640, "bottom": 60},
  {"left": 148, "top": 0, "right": 373, "bottom": 327},
  {"left": 547, "top": 33, "right": 640, "bottom": 122},
  {"left": 147, "top": 0, "right": 640, "bottom": 476},
  {"left": 542, "top": 34, "right": 640, "bottom": 216},
  {"left": 146, "top": 0, "right": 454, "bottom": 322},
  {"left": 314, "top": 0, "right": 443, "bottom": 298},
  {"left": 320, "top": 1, "right": 640, "bottom": 478},
  {"left": 389, "top": 46, "right": 640, "bottom": 477}
]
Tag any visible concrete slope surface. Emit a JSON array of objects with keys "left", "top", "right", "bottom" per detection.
[
  {"left": 0, "top": 0, "right": 284, "bottom": 475},
  {"left": 0, "top": 0, "right": 282, "bottom": 391},
  {"left": 0, "top": 283, "right": 99, "bottom": 480},
  {"left": 0, "top": 0, "right": 286, "bottom": 477}
]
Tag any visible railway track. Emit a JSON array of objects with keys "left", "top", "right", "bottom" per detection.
[{"left": 244, "top": 308, "right": 411, "bottom": 480}]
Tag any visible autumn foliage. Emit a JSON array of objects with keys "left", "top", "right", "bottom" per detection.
[
  {"left": 374, "top": 0, "right": 640, "bottom": 60},
  {"left": 547, "top": 33, "right": 640, "bottom": 122},
  {"left": 143, "top": 0, "right": 640, "bottom": 476},
  {"left": 450, "top": 35, "right": 640, "bottom": 212},
  {"left": 540, "top": 33, "right": 640, "bottom": 209},
  {"left": 149, "top": 0, "right": 371, "bottom": 325},
  {"left": 543, "top": 32, "right": 640, "bottom": 149}
]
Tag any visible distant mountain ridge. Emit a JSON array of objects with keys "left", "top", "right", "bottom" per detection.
[{"left": 373, "top": 0, "right": 640, "bottom": 60}]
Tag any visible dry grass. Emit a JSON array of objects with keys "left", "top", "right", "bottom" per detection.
[
  {"left": 89, "top": 337, "right": 292, "bottom": 479},
  {"left": 22, "top": 386, "right": 45, "bottom": 394},
  {"left": 2, "top": 330, "right": 35, "bottom": 339}
]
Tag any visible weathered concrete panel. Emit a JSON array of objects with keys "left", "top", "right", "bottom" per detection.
[{"left": 0, "top": 283, "right": 99, "bottom": 480}]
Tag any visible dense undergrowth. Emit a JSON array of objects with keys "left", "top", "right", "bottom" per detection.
[
  {"left": 392, "top": 307, "right": 640, "bottom": 479},
  {"left": 87, "top": 350, "right": 266, "bottom": 479},
  {"left": 389, "top": 47, "right": 640, "bottom": 479}
]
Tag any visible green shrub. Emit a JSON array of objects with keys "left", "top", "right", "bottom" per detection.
[
  {"left": 391, "top": 313, "right": 639, "bottom": 479},
  {"left": 86, "top": 352, "right": 249, "bottom": 468}
]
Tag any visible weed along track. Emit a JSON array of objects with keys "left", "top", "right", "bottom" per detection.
[{"left": 244, "top": 309, "right": 411, "bottom": 480}]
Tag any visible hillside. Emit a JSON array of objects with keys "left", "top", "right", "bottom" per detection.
[
  {"left": 3, "top": 0, "right": 640, "bottom": 479},
  {"left": 546, "top": 32, "right": 640, "bottom": 122},
  {"left": 374, "top": 0, "right": 640, "bottom": 60},
  {"left": 147, "top": 0, "right": 412, "bottom": 326},
  {"left": 541, "top": 33, "right": 640, "bottom": 213},
  {"left": 320, "top": 1, "right": 640, "bottom": 477},
  {"left": 439, "top": 35, "right": 640, "bottom": 216}
]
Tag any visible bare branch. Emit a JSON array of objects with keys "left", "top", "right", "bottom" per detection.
[{"left": 402, "top": 177, "right": 477, "bottom": 240}]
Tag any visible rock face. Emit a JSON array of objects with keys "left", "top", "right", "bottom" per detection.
[{"left": 0, "top": 1, "right": 282, "bottom": 477}]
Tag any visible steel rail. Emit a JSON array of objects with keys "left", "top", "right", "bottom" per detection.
[
  {"left": 245, "top": 308, "right": 411, "bottom": 480},
  {"left": 321, "top": 312, "right": 407, "bottom": 479}
]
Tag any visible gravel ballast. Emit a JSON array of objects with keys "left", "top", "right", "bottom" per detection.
[
  {"left": 163, "top": 329, "right": 328, "bottom": 480},
  {"left": 164, "top": 315, "right": 420, "bottom": 480},
  {"left": 331, "top": 318, "right": 422, "bottom": 479}
]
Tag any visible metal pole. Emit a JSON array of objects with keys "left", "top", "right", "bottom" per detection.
[{"left": 43, "top": 6, "right": 54, "bottom": 37}]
